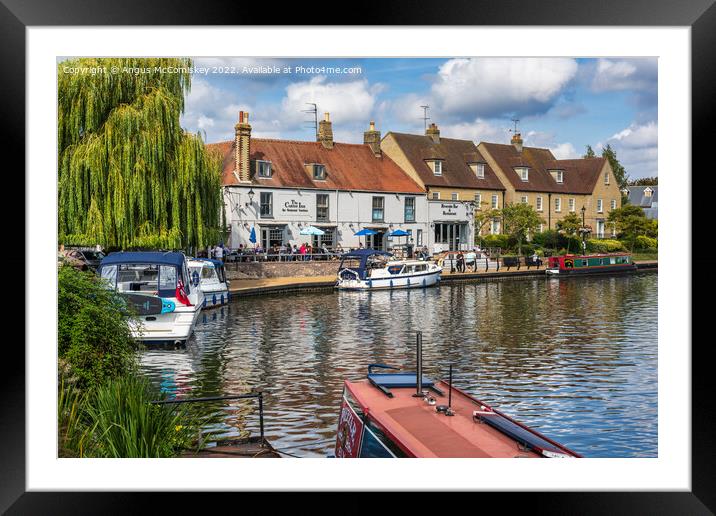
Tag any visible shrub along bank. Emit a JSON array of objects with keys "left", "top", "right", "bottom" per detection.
[{"left": 57, "top": 265, "right": 204, "bottom": 457}]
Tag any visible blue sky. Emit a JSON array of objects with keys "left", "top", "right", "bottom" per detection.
[{"left": 182, "top": 57, "right": 658, "bottom": 179}]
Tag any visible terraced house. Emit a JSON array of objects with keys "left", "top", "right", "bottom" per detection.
[
  {"left": 478, "top": 133, "right": 622, "bottom": 238},
  {"left": 381, "top": 123, "right": 506, "bottom": 251},
  {"left": 210, "top": 112, "right": 427, "bottom": 251}
]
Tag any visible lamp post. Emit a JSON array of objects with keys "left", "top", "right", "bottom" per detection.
[
  {"left": 580, "top": 205, "right": 587, "bottom": 253},
  {"left": 247, "top": 188, "right": 255, "bottom": 207}
]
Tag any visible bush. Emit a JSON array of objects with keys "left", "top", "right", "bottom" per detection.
[
  {"left": 481, "top": 234, "right": 510, "bottom": 250},
  {"left": 532, "top": 230, "right": 559, "bottom": 248},
  {"left": 635, "top": 235, "right": 658, "bottom": 250},
  {"left": 587, "top": 239, "right": 625, "bottom": 253},
  {"left": 58, "top": 265, "right": 138, "bottom": 389}
]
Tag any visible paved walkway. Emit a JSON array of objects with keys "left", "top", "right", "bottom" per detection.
[{"left": 228, "top": 260, "right": 657, "bottom": 296}]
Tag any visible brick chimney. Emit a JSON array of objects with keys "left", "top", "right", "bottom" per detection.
[
  {"left": 318, "top": 112, "right": 334, "bottom": 149},
  {"left": 234, "top": 111, "right": 252, "bottom": 182},
  {"left": 363, "top": 120, "right": 381, "bottom": 157},
  {"left": 426, "top": 122, "right": 440, "bottom": 144},
  {"left": 511, "top": 132, "right": 523, "bottom": 153}
]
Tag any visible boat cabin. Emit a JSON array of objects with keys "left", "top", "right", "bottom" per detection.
[
  {"left": 337, "top": 249, "right": 394, "bottom": 281},
  {"left": 335, "top": 365, "right": 580, "bottom": 458},
  {"left": 98, "top": 251, "right": 195, "bottom": 299},
  {"left": 546, "top": 253, "right": 635, "bottom": 274}
]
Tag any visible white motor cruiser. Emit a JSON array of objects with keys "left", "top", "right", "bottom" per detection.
[
  {"left": 336, "top": 249, "right": 441, "bottom": 290},
  {"left": 98, "top": 251, "right": 204, "bottom": 345},
  {"left": 187, "top": 258, "right": 231, "bottom": 309}
]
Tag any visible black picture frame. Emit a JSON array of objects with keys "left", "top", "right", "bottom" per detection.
[{"left": 4, "top": 0, "right": 710, "bottom": 511}]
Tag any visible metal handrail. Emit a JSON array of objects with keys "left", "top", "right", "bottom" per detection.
[{"left": 151, "top": 392, "right": 265, "bottom": 442}]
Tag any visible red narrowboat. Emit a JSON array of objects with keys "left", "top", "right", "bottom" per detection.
[
  {"left": 545, "top": 253, "right": 637, "bottom": 275},
  {"left": 333, "top": 334, "right": 580, "bottom": 459}
]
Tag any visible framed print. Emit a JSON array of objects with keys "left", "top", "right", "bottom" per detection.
[{"left": 4, "top": 0, "right": 712, "bottom": 511}]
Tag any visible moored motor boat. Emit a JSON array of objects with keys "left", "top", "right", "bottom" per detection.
[
  {"left": 333, "top": 333, "right": 580, "bottom": 458},
  {"left": 545, "top": 253, "right": 637, "bottom": 275},
  {"left": 336, "top": 249, "right": 441, "bottom": 290},
  {"left": 187, "top": 258, "right": 230, "bottom": 309},
  {"left": 98, "top": 251, "right": 204, "bottom": 345}
]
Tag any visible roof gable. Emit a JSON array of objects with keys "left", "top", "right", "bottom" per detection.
[{"left": 385, "top": 132, "right": 505, "bottom": 191}]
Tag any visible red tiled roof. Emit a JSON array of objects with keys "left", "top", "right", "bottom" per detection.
[
  {"left": 479, "top": 142, "right": 606, "bottom": 194},
  {"left": 207, "top": 139, "right": 424, "bottom": 194},
  {"left": 385, "top": 132, "right": 505, "bottom": 191}
]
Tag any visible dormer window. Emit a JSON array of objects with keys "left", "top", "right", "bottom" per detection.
[
  {"left": 256, "top": 160, "right": 272, "bottom": 178},
  {"left": 470, "top": 162, "right": 485, "bottom": 178},
  {"left": 433, "top": 160, "right": 443, "bottom": 176},
  {"left": 312, "top": 164, "right": 326, "bottom": 180},
  {"left": 516, "top": 167, "right": 528, "bottom": 182},
  {"left": 549, "top": 169, "right": 564, "bottom": 183},
  {"left": 644, "top": 187, "right": 653, "bottom": 197}
]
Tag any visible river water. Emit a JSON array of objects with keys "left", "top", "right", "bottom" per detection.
[{"left": 139, "top": 272, "right": 657, "bottom": 458}]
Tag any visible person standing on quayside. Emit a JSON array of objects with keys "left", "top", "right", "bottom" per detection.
[
  {"left": 215, "top": 243, "right": 224, "bottom": 263},
  {"left": 457, "top": 251, "right": 465, "bottom": 273}
]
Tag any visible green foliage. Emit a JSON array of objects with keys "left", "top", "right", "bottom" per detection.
[
  {"left": 628, "top": 177, "right": 658, "bottom": 186},
  {"left": 58, "top": 374, "right": 205, "bottom": 458},
  {"left": 584, "top": 145, "right": 596, "bottom": 158},
  {"left": 500, "top": 203, "right": 545, "bottom": 255},
  {"left": 556, "top": 213, "right": 583, "bottom": 253},
  {"left": 474, "top": 208, "right": 502, "bottom": 245},
  {"left": 481, "top": 234, "right": 510, "bottom": 250},
  {"left": 58, "top": 265, "right": 137, "bottom": 389},
  {"left": 635, "top": 235, "right": 658, "bottom": 250},
  {"left": 608, "top": 205, "right": 655, "bottom": 251},
  {"left": 531, "top": 229, "right": 559, "bottom": 248},
  {"left": 586, "top": 239, "right": 625, "bottom": 253},
  {"left": 58, "top": 58, "right": 223, "bottom": 250},
  {"left": 83, "top": 375, "right": 202, "bottom": 458}
]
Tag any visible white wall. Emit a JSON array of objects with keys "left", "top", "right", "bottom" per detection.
[{"left": 224, "top": 186, "right": 429, "bottom": 250}]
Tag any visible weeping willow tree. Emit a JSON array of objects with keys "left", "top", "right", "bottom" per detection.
[{"left": 58, "top": 57, "right": 223, "bottom": 250}]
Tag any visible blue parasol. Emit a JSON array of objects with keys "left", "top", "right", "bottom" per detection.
[
  {"left": 388, "top": 229, "right": 409, "bottom": 237},
  {"left": 354, "top": 228, "right": 377, "bottom": 236},
  {"left": 249, "top": 226, "right": 257, "bottom": 244}
]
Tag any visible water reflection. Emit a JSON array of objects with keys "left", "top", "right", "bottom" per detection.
[{"left": 139, "top": 273, "right": 657, "bottom": 458}]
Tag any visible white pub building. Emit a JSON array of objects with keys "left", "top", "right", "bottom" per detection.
[{"left": 211, "top": 112, "right": 430, "bottom": 252}]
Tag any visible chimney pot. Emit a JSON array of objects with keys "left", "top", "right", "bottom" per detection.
[
  {"left": 426, "top": 122, "right": 440, "bottom": 144},
  {"left": 511, "top": 132, "right": 523, "bottom": 153}
]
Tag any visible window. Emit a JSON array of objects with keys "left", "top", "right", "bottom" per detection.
[
  {"left": 475, "top": 193, "right": 482, "bottom": 209},
  {"left": 256, "top": 160, "right": 272, "bottom": 178},
  {"left": 644, "top": 187, "right": 653, "bottom": 197},
  {"left": 372, "top": 196, "right": 384, "bottom": 222},
  {"left": 476, "top": 163, "right": 485, "bottom": 178},
  {"left": 568, "top": 198, "right": 575, "bottom": 212},
  {"left": 491, "top": 218, "right": 501, "bottom": 234},
  {"left": 605, "top": 172, "right": 610, "bottom": 185},
  {"left": 597, "top": 199, "right": 603, "bottom": 213},
  {"left": 556, "top": 170, "right": 564, "bottom": 183},
  {"left": 521, "top": 195, "right": 528, "bottom": 204},
  {"left": 611, "top": 199, "right": 617, "bottom": 210},
  {"left": 313, "top": 164, "right": 326, "bottom": 180},
  {"left": 433, "top": 160, "right": 442, "bottom": 175},
  {"left": 452, "top": 192, "right": 459, "bottom": 201},
  {"left": 491, "top": 194, "right": 499, "bottom": 209},
  {"left": 312, "top": 227, "right": 335, "bottom": 249},
  {"left": 555, "top": 197, "right": 562, "bottom": 212},
  {"left": 316, "top": 194, "right": 329, "bottom": 221},
  {"left": 100, "top": 265, "right": 117, "bottom": 287},
  {"left": 116, "top": 264, "right": 159, "bottom": 293},
  {"left": 432, "top": 192, "right": 440, "bottom": 200},
  {"left": 260, "top": 192, "right": 273, "bottom": 217},
  {"left": 416, "top": 229, "right": 423, "bottom": 245},
  {"left": 404, "top": 197, "right": 416, "bottom": 222},
  {"left": 159, "top": 265, "right": 177, "bottom": 291},
  {"left": 536, "top": 196, "right": 543, "bottom": 212},
  {"left": 517, "top": 167, "right": 528, "bottom": 181}
]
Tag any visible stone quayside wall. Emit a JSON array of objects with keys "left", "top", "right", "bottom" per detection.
[{"left": 225, "top": 261, "right": 339, "bottom": 279}]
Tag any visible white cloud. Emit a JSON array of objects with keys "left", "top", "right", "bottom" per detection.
[
  {"left": 431, "top": 58, "right": 578, "bottom": 119},
  {"left": 590, "top": 58, "right": 657, "bottom": 93},
  {"left": 439, "top": 118, "right": 509, "bottom": 144},
  {"left": 608, "top": 121, "right": 657, "bottom": 148},
  {"left": 280, "top": 76, "right": 379, "bottom": 128},
  {"left": 597, "top": 121, "right": 658, "bottom": 179},
  {"left": 549, "top": 142, "right": 579, "bottom": 160}
]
